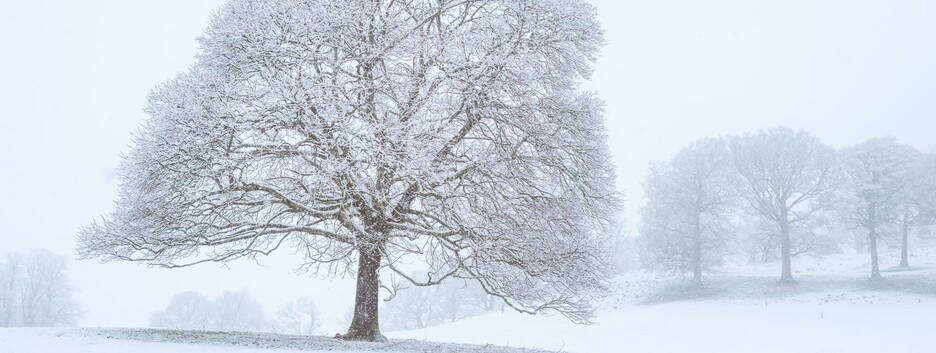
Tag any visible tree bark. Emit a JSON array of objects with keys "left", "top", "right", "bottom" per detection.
[
  {"left": 778, "top": 216, "right": 795, "bottom": 285},
  {"left": 869, "top": 225, "right": 883, "bottom": 281},
  {"left": 692, "top": 227, "right": 703, "bottom": 285},
  {"left": 899, "top": 212, "right": 910, "bottom": 268},
  {"left": 344, "top": 247, "right": 386, "bottom": 342}
]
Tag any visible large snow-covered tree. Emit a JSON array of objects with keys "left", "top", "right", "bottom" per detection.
[
  {"left": 638, "top": 138, "right": 737, "bottom": 284},
  {"left": 77, "top": 0, "right": 618, "bottom": 341},
  {"left": 730, "top": 127, "right": 839, "bottom": 284},
  {"left": 837, "top": 137, "right": 917, "bottom": 280},
  {"left": 896, "top": 151, "right": 936, "bottom": 267}
]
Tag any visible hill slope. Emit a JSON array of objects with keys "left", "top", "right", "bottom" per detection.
[{"left": 391, "top": 249, "right": 936, "bottom": 353}]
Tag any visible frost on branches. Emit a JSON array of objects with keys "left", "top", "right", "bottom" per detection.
[
  {"left": 837, "top": 137, "right": 917, "bottom": 280},
  {"left": 638, "top": 138, "right": 738, "bottom": 284},
  {"left": 77, "top": 0, "right": 618, "bottom": 342},
  {"left": 730, "top": 128, "right": 840, "bottom": 285},
  {"left": 895, "top": 152, "right": 936, "bottom": 268}
]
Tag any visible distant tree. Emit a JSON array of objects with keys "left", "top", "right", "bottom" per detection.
[
  {"left": 0, "top": 251, "right": 81, "bottom": 327},
  {"left": 77, "top": 0, "right": 618, "bottom": 341},
  {"left": 381, "top": 274, "right": 502, "bottom": 331},
  {"left": 213, "top": 289, "right": 268, "bottom": 332},
  {"left": 0, "top": 254, "right": 23, "bottom": 326},
  {"left": 742, "top": 212, "right": 838, "bottom": 265},
  {"left": 837, "top": 137, "right": 917, "bottom": 280},
  {"left": 896, "top": 152, "right": 936, "bottom": 267},
  {"left": 607, "top": 222, "right": 637, "bottom": 274},
  {"left": 381, "top": 277, "right": 438, "bottom": 331},
  {"left": 730, "top": 127, "right": 840, "bottom": 284},
  {"left": 336, "top": 307, "right": 355, "bottom": 333},
  {"left": 149, "top": 291, "right": 212, "bottom": 330},
  {"left": 273, "top": 296, "right": 320, "bottom": 335},
  {"left": 436, "top": 279, "right": 502, "bottom": 323},
  {"left": 150, "top": 289, "right": 267, "bottom": 332},
  {"left": 638, "top": 138, "right": 738, "bottom": 284}
]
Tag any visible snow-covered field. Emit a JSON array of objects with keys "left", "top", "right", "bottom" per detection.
[
  {"left": 3, "top": 249, "right": 934, "bottom": 353},
  {"left": 393, "top": 291, "right": 935, "bottom": 353},
  {"left": 0, "top": 328, "right": 548, "bottom": 353},
  {"left": 392, "top": 248, "right": 936, "bottom": 353}
]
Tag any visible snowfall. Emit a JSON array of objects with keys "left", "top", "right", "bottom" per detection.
[{"left": 3, "top": 249, "right": 935, "bottom": 353}]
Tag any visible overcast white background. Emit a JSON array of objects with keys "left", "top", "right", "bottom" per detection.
[{"left": 1, "top": 0, "right": 934, "bottom": 329}]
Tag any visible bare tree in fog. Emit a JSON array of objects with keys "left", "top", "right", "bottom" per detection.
[
  {"left": 381, "top": 274, "right": 502, "bottom": 331},
  {"left": 149, "top": 291, "right": 212, "bottom": 330},
  {"left": 0, "top": 251, "right": 81, "bottom": 327},
  {"left": 381, "top": 277, "right": 438, "bottom": 331},
  {"left": 214, "top": 289, "right": 268, "bottom": 332},
  {"left": 150, "top": 289, "right": 267, "bottom": 332},
  {"left": 273, "top": 296, "right": 320, "bottom": 335},
  {"left": 638, "top": 138, "right": 738, "bottom": 284},
  {"left": 730, "top": 128, "right": 840, "bottom": 284},
  {"left": 837, "top": 137, "right": 917, "bottom": 280},
  {"left": 896, "top": 152, "right": 936, "bottom": 267},
  {"left": 77, "top": 0, "right": 618, "bottom": 341}
]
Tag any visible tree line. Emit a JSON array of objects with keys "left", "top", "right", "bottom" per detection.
[
  {"left": 379, "top": 275, "right": 505, "bottom": 331},
  {"left": 149, "top": 289, "right": 319, "bottom": 335},
  {"left": 0, "top": 250, "right": 82, "bottom": 327},
  {"left": 638, "top": 127, "right": 936, "bottom": 284},
  {"left": 149, "top": 278, "right": 505, "bottom": 334}
]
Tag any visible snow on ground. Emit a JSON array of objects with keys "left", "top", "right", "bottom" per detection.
[
  {"left": 3, "top": 248, "right": 935, "bottom": 353},
  {"left": 392, "top": 292, "right": 936, "bottom": 353},
  {"left": 0, "top": 328, "right": 548, "bottom": 353},
  {"left": 391, "top": 248, "right": 936, "bottom": 353}
]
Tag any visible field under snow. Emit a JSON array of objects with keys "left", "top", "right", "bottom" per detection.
[
  {"left": 393, "top": 248, "right": 936, "bottom": 353},
  {"left": 0, "top": 328, "right": 549, "bottom": 353},
  {"left": 3, "top": 248, "right": 935, "bottom": 353}
]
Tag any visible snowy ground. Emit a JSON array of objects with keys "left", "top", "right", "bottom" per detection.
[
  {"left": 0, "top": 328, "right": 548, "bottom": 353},
  {"left": 4, "top": 248, "right": 935, "bottom": 353},
  {"left": 392, "top": 291, "right": 936, "bottom": 353},
  {"left": 392, "top": 248, "right": 936, "bottom": 353}
]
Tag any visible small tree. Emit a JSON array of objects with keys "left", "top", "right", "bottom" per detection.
[
  {"left": 730, "top": 127, "right": 840, "bottom": 284},
  {"left": 837, "top": 137, "right": 917, "bottom": 280},
  {"left": 273, "top": 297, "right": 320, "bottom": 335},
  {"left": 638, "top": 138, "right": 737, "bottom": 284},
  {"left": 381, "top": 275, "right": 501, "bottom": 331},
  {"left": 78, "top": 0, "right": 618, "bottom": 341},
  {"left": 214, "top": 289, "right": 268, "bottom": 332},
  {"left": 436, "top": 279, "right": 501, "bottom": 322},
  {"left": 149, "top": 291, "right": 212, "bottom": 330},
  {"left": 381, "top": 277, "right": 438, "bottom": 331},
  {"left": 150, "top": 289, "right": 267, "bottom": 332}
]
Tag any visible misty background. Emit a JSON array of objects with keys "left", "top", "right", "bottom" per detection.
[{"left": 1, "top": 0, "right": 934, "bottom": 330}]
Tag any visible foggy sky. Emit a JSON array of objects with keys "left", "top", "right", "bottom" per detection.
[{"left": 1, "top": 0, "right": 934, "bottom": 328}]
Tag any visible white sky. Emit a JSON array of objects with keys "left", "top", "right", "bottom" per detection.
[{"left": 1, "top": 0, "right": 934, "bottom": 329}]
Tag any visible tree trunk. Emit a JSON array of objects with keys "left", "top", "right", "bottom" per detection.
[
  {"left": 869, "top": 226, "right": 883, "bottom": 281},
  {"left": 343, "top": 247, "right": 386, "bottom": 342},
  {"left": 778, "top": 217, "right": 795, "bottom": 285},
  {"left": 899, "top": 213, "right": 910, "bottom": 268},
  {"left": 692, "top": 228, "right": 703, "bottom": 285}
]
